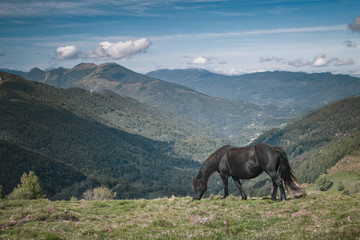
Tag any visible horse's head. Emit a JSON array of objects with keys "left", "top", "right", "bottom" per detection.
[{"left": 192, "top": 171, "right": 207, "bottom": 200}]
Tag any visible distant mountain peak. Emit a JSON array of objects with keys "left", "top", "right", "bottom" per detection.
[
  {"left": 98, "top": 62, "right": 131, "bottom": 71},
  {"left": 99, "top": 62, "right": 120, "bottom": 67},
  {"left": 29, "top": 67, "right": 44, "bottom": 73},
  {"left": 73, "top": 63, "right": 97, "bottom": 70}
]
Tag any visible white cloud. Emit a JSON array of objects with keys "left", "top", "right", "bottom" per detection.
[
  {"left": 334, "top": 59, "right": 355, "bottom": 66},
  {"left": 312, "top": 54, "right": 335, "bottom": 67},
  {"left": 348, "top": 15, "right": 360, "bottom": 32},
  {"left": 189, "top": 56, "right": 210, "bottom": 65},
  {"left": 288, "top": 58, "right": 311, "bottom": 67},
  {"left": 55, "top": 45, "right": 81, "bottom": 60},
  {"left": 87, "top": 38, "right": 151, "bottom": 60},
  {"left": 54, "top": 38, "right": 151, "bottom": 61},
  {"left": 211, "top": 67, "right": 249, "bottom": 75}
]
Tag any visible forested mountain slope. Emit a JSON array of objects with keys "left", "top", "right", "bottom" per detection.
[
  {"left": 252, "top": 95, "right": 360, "bottom": 159},
  {"left": 0, "top": 72, "right": 200, "bottom": 199}
]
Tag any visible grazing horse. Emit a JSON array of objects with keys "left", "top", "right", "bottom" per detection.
[{"left": 192, "top": 143, "right": 299, "bottom": 201}]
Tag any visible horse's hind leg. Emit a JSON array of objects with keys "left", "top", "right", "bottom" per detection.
[
  {"left": 267, "top": 172, "right": 286, "bottom": 201},
  {"left": 233, "top": 178, "right": 247, "bottom": 200},
  {"left": 271, "top": 179, "right": 278, "bottom": 201}
]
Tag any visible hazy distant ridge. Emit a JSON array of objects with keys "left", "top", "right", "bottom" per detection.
[{"left": 147, "top": 69, "right": 360, "bottom": 109}]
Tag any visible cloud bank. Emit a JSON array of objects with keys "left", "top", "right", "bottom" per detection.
[
  {"left": 261, "top": 54, "right": 355, "bottom": 68},
  {"left": 290, "top": 54, "right": 354, "bottom": 68},
  {"left": 55, "top": 38, "right": 151, "bottom": 61},
  {"left": 259, "top": 56, "right": 284, "bottom": 63}
]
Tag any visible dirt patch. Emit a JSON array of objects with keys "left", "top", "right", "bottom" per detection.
[
  {"left": 291, "top": 210, "right": 318, "bottom": 220},
  {"left": 0, "top": 215, "right": 33, "bottom": 229},
  {"left": 188, "top": 214, "right": 216, "bottom": 225},
  {"left": 261, "top": 211, "right": 274, "bottom": 218},
  {"left": 57, "top": 211, "right": 80, "bottom": 222}
]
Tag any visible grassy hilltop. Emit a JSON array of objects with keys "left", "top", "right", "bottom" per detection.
[{"left": 1, "top": 191, "right": 359, "bottom": 240}]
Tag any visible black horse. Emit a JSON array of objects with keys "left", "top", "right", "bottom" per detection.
[{"left": 192, "top": 143, "right": 299, "bottom": 201}]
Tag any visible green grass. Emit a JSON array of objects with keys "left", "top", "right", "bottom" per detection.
[{"left": 0, "top": 192, "right": 359, "bottom": 239}]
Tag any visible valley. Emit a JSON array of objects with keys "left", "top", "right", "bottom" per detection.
[{"left": 0, "top": 63, "right": 360, "bottom": 201}]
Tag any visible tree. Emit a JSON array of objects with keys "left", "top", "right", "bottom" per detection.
[{"left": 8, "top": 171, "right": 45, "bottom": 200}]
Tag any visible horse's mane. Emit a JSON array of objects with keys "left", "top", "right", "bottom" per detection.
[{"left": 200, "top": 145, "right": 232, "bottom": 177}]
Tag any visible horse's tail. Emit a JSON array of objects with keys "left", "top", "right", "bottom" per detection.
[{"left": 275, "top": 147, "right": 300, "bottom": 191}]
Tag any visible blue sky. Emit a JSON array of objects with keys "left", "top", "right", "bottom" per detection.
[{"left": 1, "top": 0, "right": 360, "bottom": 75}]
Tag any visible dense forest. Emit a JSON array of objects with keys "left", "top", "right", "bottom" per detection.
[{"left": 0, "top": 72, "right": 200, "bottom": 199}]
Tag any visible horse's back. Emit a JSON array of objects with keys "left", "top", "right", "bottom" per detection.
[{"left": 224, "top": 145, "right": 263, "bottom": 179}]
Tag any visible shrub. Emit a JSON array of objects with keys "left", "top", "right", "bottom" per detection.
[
  {"left": 316, "top": 174, "right": 333, "bottom": 191},
  {"left": 7, "top": 171, "right": 45, "bottom": 200},
  {"left": 83, "top": 186, "right": 116, "bottom": 200},
  {"left": 0, "top": 185, "right": 3, "bottom": 199},
  {"left": 342, "top": 189, "right": 350, "bottom": 195},
  {"left": 83, "top": 189, "right": 94, "bottom": 201},
  {"left": 337, "top": 181, "right": 345, "bottom": 191}
]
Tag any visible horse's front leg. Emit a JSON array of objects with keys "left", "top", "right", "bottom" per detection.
[
  {"left": 233, "top": 178, "right": 247, "bottom": 200},
  {"left": 220, "top": 173, "right": 229, "bottom": 199}
]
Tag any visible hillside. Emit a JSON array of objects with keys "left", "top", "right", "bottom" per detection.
[
  {"left": 8, "top": 63, "right": 292, "bottom": 145},
  {"left": 0, "top": 72, "right": 200, "bottom": 199},
  {"left": 293, "top": 133, "right": 360, "bottom": 184},
  {"left": 0, "top": 192, "right": 359, "bottom": 239},
  {"left": 252, "top": 95, "right": 360, "bottom": 159},
  {"left": 147, "top": 69, "right": 360, "bottom": 109},
  {"left": 51, "top": 87, "right": 228, "bottom": 161}
]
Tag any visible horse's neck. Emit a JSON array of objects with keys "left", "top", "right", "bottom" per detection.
[
  {"left": 201, "top": 146, "right": 229, "bottom": 178},
  {"left": 200, "top": 164, "right": 217, "bottom": 180}
]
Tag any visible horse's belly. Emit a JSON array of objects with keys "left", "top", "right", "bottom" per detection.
[{"left": 231, "top": 166, "right": 263, "bottom": 179}]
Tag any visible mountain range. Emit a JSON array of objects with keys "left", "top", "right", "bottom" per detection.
[
  {"left": 1, "top": 63, "right": 359, "bottom": 200},
  {"left": 2, "top": 63, "right": 292, "bottom": 145},
  {"left": 147, "top": 68, "right": 360, "bottom": 109}
]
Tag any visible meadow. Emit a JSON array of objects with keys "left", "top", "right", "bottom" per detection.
[{"left": 1, "top": 191, "right": 359, "bottom": 240}]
